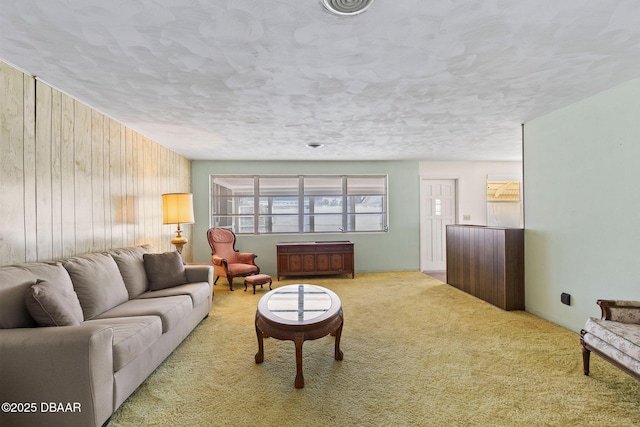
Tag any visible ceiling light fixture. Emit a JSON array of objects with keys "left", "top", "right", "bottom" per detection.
[
  {"left": 307, "top": 143, "right": 324, "bottom": 148},
  {"left": 321, "top": 0, "right": 376, "bottom": 16}
]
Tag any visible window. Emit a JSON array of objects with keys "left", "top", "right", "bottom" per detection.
[
  {"left": 486, "top": 176, "right": 523, "bottom": 228},
  {"left": 210, "top": 175, "right": 388, "bottom": 234}
]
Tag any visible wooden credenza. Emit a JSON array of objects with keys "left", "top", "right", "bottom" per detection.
[
  {"left": 276, "top": 241, "right": 354, "bottom": 280},
  {"left": 446, "top": 225, "right": 524, "bottom": 311}
]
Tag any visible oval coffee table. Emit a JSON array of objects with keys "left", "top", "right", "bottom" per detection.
[{"left": 254, "top": 284, "right": 344, "bottom": 388}]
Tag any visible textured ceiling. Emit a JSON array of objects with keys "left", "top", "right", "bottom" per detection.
[{"left": 1, "top": 0, "right": 640, "bottom": 161}]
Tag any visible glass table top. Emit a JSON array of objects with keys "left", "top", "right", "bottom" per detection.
[{"left": 265, "top": 284, "right": 335, "bottom": 322}]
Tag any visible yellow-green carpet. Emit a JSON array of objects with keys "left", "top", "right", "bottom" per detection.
[{"left": 108, "top": 272, "right": 640, "bottom": 426}]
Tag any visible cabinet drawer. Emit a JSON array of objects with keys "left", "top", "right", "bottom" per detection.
[{"left": 315, "top": 245, "right": 351, "bottom": 253}]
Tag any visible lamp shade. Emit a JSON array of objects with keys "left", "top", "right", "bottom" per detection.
[{"left": 162, "top": 193, "right": 194, "bottom": 225}]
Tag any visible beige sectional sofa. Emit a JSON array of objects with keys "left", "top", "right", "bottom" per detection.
[{"left": 0, "top": 245, "right": 213, "bottom": 427}]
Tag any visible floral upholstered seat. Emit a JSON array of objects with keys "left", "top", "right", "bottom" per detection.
[{"left": 581, "top": 300, "right": 640, "bottom": 380}]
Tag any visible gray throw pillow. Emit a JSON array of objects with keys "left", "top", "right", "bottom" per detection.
[
  {"left": 143, "top": 252, "right": 188, "bottom": 291},
  {"left": 25, "top": 279, "right": 84, "bottom": 326}
]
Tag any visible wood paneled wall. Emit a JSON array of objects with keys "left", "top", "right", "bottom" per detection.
[
  {"left": 0, "top": 61, "right": 192, "bottom": 265},
  {"left": 446, "top": 224, "right": 524, "bottom": 311}
]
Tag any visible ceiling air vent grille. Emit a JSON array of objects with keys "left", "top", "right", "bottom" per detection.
[{"left": 321, "top": 0, "right": 376, "bottom": 16}]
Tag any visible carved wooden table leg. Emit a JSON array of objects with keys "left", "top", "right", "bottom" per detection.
[
  {"left": 334, "top": 318, "right": 344, "bottom": 361},
  {"left": 294, "top": 332, "right": 305, "bottom": 388},
  {"left": 255, "top": 316, "right": 264, "bottom": 364}
]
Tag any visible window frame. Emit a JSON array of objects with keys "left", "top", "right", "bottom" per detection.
[{"left": 210, "top": 174, "right": 388, "bottom": 235}]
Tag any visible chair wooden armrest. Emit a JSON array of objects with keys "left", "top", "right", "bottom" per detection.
[{"left": 597, "top": 299, "right": 640, "bottom": 322}]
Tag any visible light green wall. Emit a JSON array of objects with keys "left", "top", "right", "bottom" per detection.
[
  {"left": 524, "top": 76, "right": 640, "bottom": 332},
  {"left": 191, "top": 160, "right": 420, "bottom": 277}
]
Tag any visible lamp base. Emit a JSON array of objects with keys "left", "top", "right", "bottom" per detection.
[
  {"left": 171, "top": 237, "right": 187, "bottom": 254},
  {"left": 171, "top": 226, "right": 188, "bottom": 254}
]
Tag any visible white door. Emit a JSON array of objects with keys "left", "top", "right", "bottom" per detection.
[{"left": 420, "top": 179, "right": 456, "bottom": 271}]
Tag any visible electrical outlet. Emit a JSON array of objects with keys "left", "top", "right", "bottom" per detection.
[
  {"left": 561, "top": 293, "right": 571, "bottom": 306},
  {"left": 463, "top": 215, "right": 471, "bottom": 221}
]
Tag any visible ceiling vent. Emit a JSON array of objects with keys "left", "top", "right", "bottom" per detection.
[{"left": 321, "top": 0, "right": 376, "bottom": 16}]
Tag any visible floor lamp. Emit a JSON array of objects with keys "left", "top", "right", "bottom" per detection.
[{"left": 162, "top": 193, "right": 195, "bottom": 255}]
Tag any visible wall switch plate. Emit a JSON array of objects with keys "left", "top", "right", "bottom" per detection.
[{"left": 561, "top": 293, "right": 571, "bottom": 305}]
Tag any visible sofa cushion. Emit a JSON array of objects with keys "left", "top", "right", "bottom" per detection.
[
  {"left": 24, "top": 279, "right": 84, "bottom": 326},
  {"left": 95, "top": 295, "right": 192, "bottom": 333},
  {"left": 138, "top": 282, "right": 211, "bottom": 308},
  {"left": 85, "top": 316, "right": 163, "bottom": 371},
  {"left": 109, "top": 245, "right": 154, "bottom": 299},
  {"left": 63, "top": 253, "right": 129, "bottom": 320},
  {"left": 604, "top": 302, "right": 640, "bottom": 324},
  {"left": 143, "top": 252, "right": 188, "bottom": 291},
  {"left": 0, "top": 262, "right": 73, "bottom": 329},
  {"left": 583, "top": 331, "right": 640, "bottom": 376},
  {"left": 584, "top": 317, "right": 640, "bottom": 361}
]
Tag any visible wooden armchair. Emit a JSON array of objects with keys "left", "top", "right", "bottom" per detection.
[
  {"left": 581, "top": 299, "right": 640, "bottom": 381},
  {"left": 206, "top": 227, "right": 259, "bottom": 291}
]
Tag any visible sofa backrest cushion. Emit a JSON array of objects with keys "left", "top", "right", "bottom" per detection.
[
  {"left": 143, "top": 251, "right": 188, "bottom": 291},
  {"left": 0, "top": 262, "right": 73, "bottom": 329},
  {"left": 0, "top": 266, "right": 38, "bottom": 328},
  {"left": 63, "top": 253, "right": 129, "bottom": 320},
  {"left": 25, "top": 279, "right": 84, "bottom": 326},
  {"left": 109, "top": 245, "right": 154, "bottom": 299}
]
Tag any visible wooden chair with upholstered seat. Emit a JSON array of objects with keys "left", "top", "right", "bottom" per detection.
[{"left": 206, "top": 227, "right": 259, "bottom": 291}]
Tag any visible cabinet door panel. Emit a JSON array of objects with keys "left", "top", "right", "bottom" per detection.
[
  {"left": 330, "top": 254, "right": 343, "bottom": 271},
  {"left": 289, "top": 254, "right": 302, "bottom": 272},
  {"left": 303, "top": 254, "right": 315, "bottom": 272},
  {"left": 317, "top": 254, "right": 330, "bottom": 271}
]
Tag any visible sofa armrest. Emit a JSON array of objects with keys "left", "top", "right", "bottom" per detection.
[
  {"left": 0, "top": 324, "right": 114, "bottom": 427},
  {"left": 185, "top": 264, "right": 213, "bottom": 286},
  {"left": 597, "top": 299, "right": 640, "bottom": 323}
]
